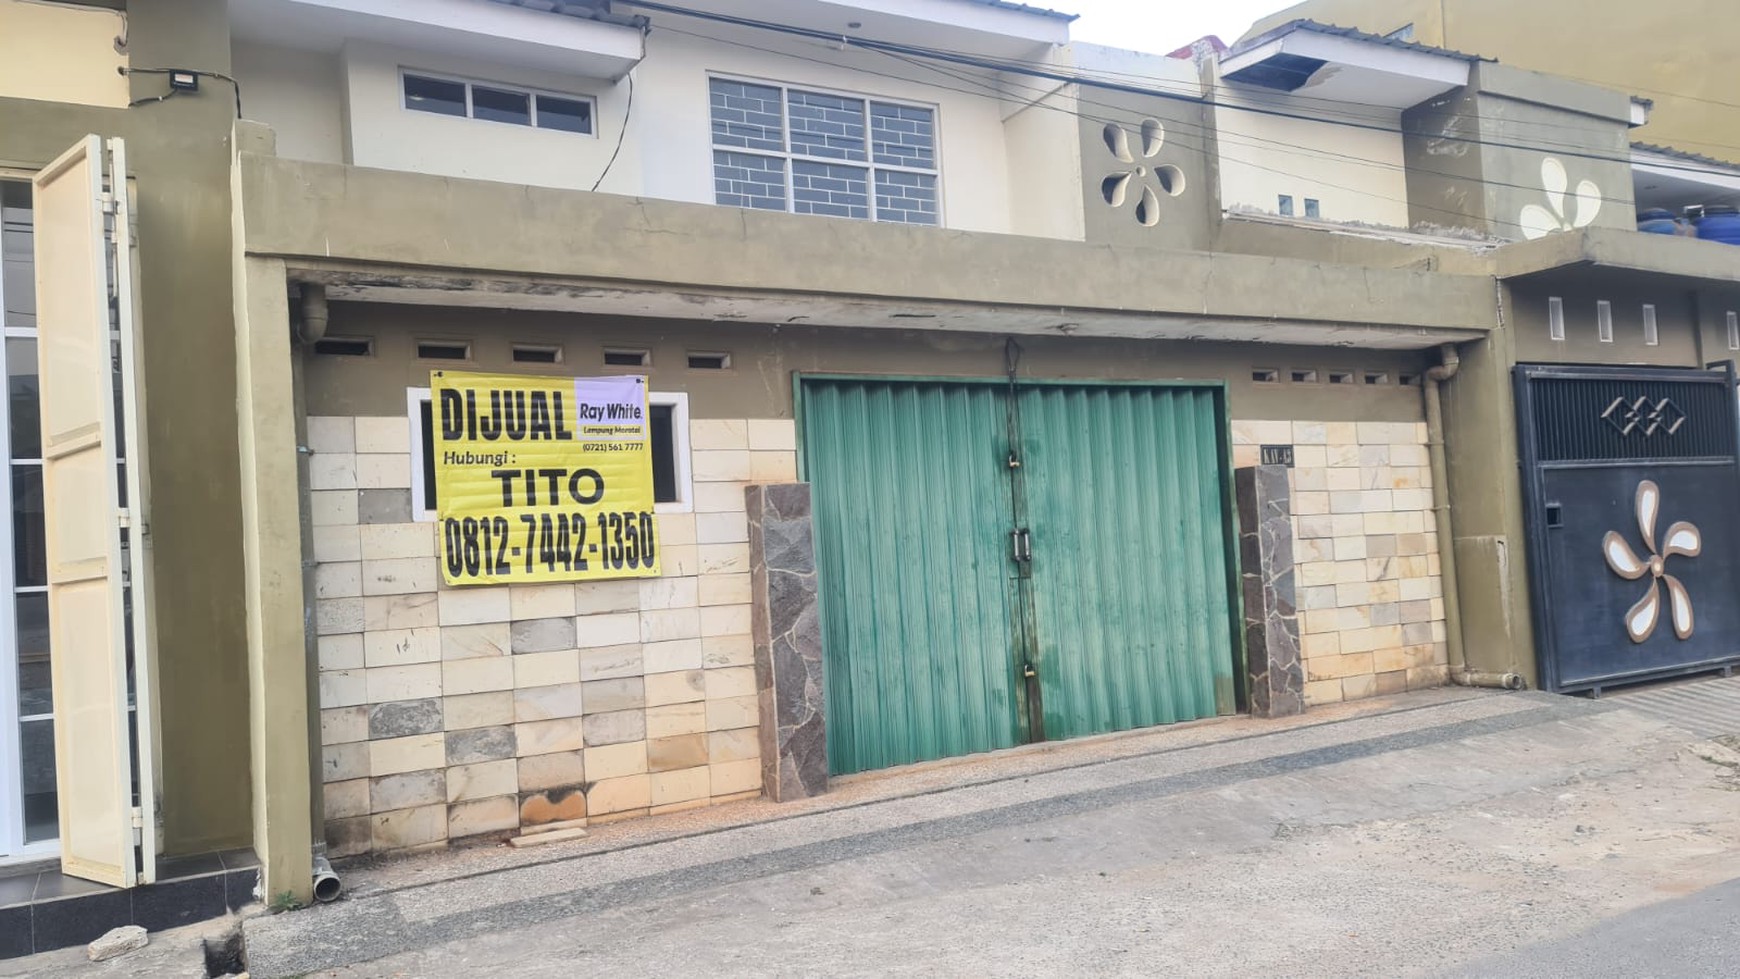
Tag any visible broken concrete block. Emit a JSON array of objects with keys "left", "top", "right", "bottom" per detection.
[{"left": 88, "top": 925, "right": 148, "bottom": 961}]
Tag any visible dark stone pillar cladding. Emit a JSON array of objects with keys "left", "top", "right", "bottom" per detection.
[
  {"left": 1235, "top": 465, "right": 1306, "bottom": 718},
  {"left": 746, "top": 483, "right": 828, "bottom": 801}
]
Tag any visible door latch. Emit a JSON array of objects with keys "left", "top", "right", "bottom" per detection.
[
  {"left": 1010, "top": 528, "right": 1032, "bottom": 563},
  {"left": 1022, "top": 662, "right": 1037, "bottom": 680}
]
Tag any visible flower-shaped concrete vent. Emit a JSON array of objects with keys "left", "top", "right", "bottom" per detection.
[
  {"left": 1520, "top": 158, "right": 1601, "bottom": 240},
  {"left": 1603, "top": 480, "right": 1702, "bottom": 643},
  {"left": 1101, "top": 119, "right": 1185, "bottom": 228}
]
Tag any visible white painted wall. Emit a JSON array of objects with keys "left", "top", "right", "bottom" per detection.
[
  {"left": 232, "top": 42, "right": 347, "bottom": 164},
  {"left": 0, "top": 0, "right": 126, "bottom": 109},
  {"left": 630, "top": 28, "right": 1016, "bottom": 233},
  {"left": 230, "top": 13, "right": 1082, "bottom": 235},
  {"left": 1212, "top": 84, "right": 1412, "bottom": 228},
  {"left": 342, "top": 41, "right": 634, "bottom": 192},
  {"left": 1001, "top": 88, "right": 1084, "bottom": 241}
]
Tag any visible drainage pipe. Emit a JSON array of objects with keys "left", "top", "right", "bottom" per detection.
[
  {"left": 1422, "top": 342, "right": 1525, "bottom": 691},
  {"left": 311, "top": 851, "right": 342, "bottom": 903},
  {"left": 297, "top": 283, "right": 328, "bottom": 344}
]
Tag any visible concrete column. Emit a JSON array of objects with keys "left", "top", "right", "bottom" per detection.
[
  {"left": 1235, "top": 465, "right": 1305, "bottom": 718},
  {"left": 1440, "top": 324, "right": 1537, "bottom": 686},
  {"left": 232, "top": 121, "right": 313, "bottom": 903},
  {"left": 746, "top": 484, "right": 827, "bottom": 802}
]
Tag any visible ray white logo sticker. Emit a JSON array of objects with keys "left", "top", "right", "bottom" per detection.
[{"left": 1602, "top": 480, "right": 1702, "bottom": 643}]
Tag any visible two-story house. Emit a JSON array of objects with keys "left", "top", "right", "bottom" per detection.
[{"left": 4, "top": 0, "right": 1740, "bottom": 953}]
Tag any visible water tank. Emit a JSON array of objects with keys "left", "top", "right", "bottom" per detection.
[
  {"left": 1637, "top": 208, "right": 1681, "bottom": 235},
  {"left": 1696, "top": 205, "right": 1740, "bottom": 244}
]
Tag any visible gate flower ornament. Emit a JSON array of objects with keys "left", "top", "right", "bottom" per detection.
[
  {"left": 1100, "top": 119, "right": 1186, "bottom": 228},
  {"left": 1519, "top": 157, "right": 1602, "bottom": 240},
  {"left": 1602, "top": 480, "right": 1701, "bottom": 643}
]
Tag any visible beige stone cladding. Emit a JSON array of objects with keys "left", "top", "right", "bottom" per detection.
[
  {"left": 310, "top": 414, "right": 789, "bottom": 856},
  {"left": 1231, "top": 420, "right": 1449, "bottom": 706}
]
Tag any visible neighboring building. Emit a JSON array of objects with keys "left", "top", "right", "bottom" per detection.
[
  {"left": 1247, "top": 0, "right": 1740, "bottom": 164},
  {"left": 3, "top": 0, "right": 1740, "bottom": 955}
]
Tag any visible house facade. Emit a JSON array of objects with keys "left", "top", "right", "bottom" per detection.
[
  {"left": 2, "top": 0, "right": 1738, "bottom": 952},
  {"left": 1248, "top": 0, "right": 1740, "bottom": 164}
]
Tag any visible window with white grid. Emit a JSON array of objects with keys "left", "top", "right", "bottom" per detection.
[{"left": 708, "top": 77, "right": 939, "bottom": 225}]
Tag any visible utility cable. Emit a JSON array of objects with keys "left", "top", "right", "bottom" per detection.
[
  {"left": 121, "top": 67, "right": 243, "bottom": 118},
  {"left": 650, "top": 18, "right": 1598, "bottom": 231},
  {"left": 591, "top": 69, "right": 636, "bottom": 192},
  {"left": 878, "top": 45, "right": 1657, "bottom": 217},
  {"left": 622, "top": 0, "right": 1740, "bottom": 180}
]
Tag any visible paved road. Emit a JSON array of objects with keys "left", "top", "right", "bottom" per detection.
[
  {"left": 230, "top": 689, "right": 1740, "bottom": 978},
  {"left": 1449, "top": 876, "right": 1740, "bottom": 978}
]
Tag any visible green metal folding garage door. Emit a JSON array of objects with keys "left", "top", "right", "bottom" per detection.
[{"left": 800, "top": 377, "right": 1238, "bottom": 776}]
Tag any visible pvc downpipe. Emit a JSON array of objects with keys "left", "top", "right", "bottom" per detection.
[
  {"left": 298, "top": 284, "right": 329, "bottom": 344},
  {"left": 1422, "top": 343, "right": 1525, "bottom": 691}
]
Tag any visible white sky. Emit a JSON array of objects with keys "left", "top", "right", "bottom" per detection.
[{"left": 1064, "top": 0, "right": 1300, "bottom": 54}]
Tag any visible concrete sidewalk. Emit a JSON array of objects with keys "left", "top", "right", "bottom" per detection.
[{"left": 238, "top": 680, "right": 1740, "bottom": 977}]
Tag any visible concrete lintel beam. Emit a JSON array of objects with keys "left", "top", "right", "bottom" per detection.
[
  {"left": 1497, "top": 228, "right": 1740, "bottom": 285},
  {"left": 236, "top": 154, "right": 1499, "bottom": 336}
]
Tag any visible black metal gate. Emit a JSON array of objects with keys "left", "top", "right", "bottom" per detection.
[{"left": 1516, "top": 364, "right": 1740, "bottom": 693}]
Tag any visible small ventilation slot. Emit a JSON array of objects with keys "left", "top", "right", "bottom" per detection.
[
  {"left": 1252, "top": 369, "right": 1279, "bottom": 383},
  {"left": 417, "top": 340, "right": 471, "bottom": 361},
  {"left": 688, "top": 351, "right": 732, "bottom": 370},
  {"left": 513, "top": 344, "right": 563, "bottom": 364},
  {"left": 1642, "top": 305, "right": 1658, "bottom": 347},
  {"left": 313, "top": 336, "right": 372, "bottom": 357},
  {"left": 1399, "top": 372, "right": 1422, "bottom": 387},
  {"left": 1548, "top": 296, "right": 1566, "bottom": 341},
  {"left": 1363, "top": 372, "right": 1389, "bottom": 385},
  {"left": 1328, "top": 371, "right": 1354, "bottom": 385},
  {"left": 1597, "top": 300, "right": 1614, "bottom": 343},
  {"left": 1290, "top": 369, "right": 1318, "bottom": 384},
  {"left": 604, "top": 348, "right": 650, "bottom": 367}
]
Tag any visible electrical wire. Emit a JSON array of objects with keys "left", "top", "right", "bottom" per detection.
[
  {"left": 622, "top": 0, "right": 1740, "bottom": 180},
  {"left": 860, "top": 35, "right": 1705, "bottom": 156},
  {"left": 649, "top": 18, "right": 1596, "bottom": 230},
  {"left": 592, "top": 70, "right": 635, "bottom": 192},
  {"left": 122, "top": 67, "right": 243, "bottom": 118}
]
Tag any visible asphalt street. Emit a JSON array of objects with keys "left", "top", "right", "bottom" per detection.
[{"left": 225, "top": 680, "right": 1740, "bottom": 978}]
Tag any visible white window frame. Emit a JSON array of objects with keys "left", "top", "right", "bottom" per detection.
[
  {"left": 0, "top": 175, "right": 56, "bottom": 862},
  {"left": 707, "top": 73, "right": 944, "bottom": 225},
  {"left": 398, "top": 68, "right": 598, "bottom": 137},
  {"left": 407, "top": 387, "right": 691, "bottom": 522}
]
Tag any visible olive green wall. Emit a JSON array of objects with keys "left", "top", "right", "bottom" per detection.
[
  {"left": 0, "top": 0, "right": 250, "bottom": 855},
  {"left": 304, "top": 305, "right": 1432, "bottom": 424},
  {"left": 1255, "top": 0, "right": 1740, "bottom": 163},
  {"left": 234, "top": 155, "right": 1499, "bottom": 339},
  {"left": 1077, "top": 91, "right": 1217, "bottom": 253},
  {"left": 1402, "top": 66, "right": 1637, "bottom": 240},
  {"left": 1213, "top": 216, "right": 1492, "bottom": 273},
  {"left": 1401, "top": 88, "right": 1493, "bottom": 234},
  {"left": 1509, "top": 276, "right": 1701, "bottom": 366}
]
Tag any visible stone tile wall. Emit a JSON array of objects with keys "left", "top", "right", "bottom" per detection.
[
  {"left": 1230, "top": 420, "right": 1449, "bottom": 706},
  {"left": 306, "top": 414, "right": 797, "bottom": 856}
]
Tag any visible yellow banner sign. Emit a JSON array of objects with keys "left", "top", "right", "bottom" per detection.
[{"left": 431, "top": 370, "right": 660, "bottom": 585}]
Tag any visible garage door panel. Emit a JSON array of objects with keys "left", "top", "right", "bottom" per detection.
[
  {"left": 1020, "top": 385, "right": 1237, "bottom": 739},
  {"left": 803, "top": 380, "right": 1023, "bottom": 775}
]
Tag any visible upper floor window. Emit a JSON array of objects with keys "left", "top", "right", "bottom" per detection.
[
  {"left": 402, "top": 72, "right": 594, "bottom": 135},
  {"left": 709, "top": 77, "right": 939, "bottom": 225}
]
